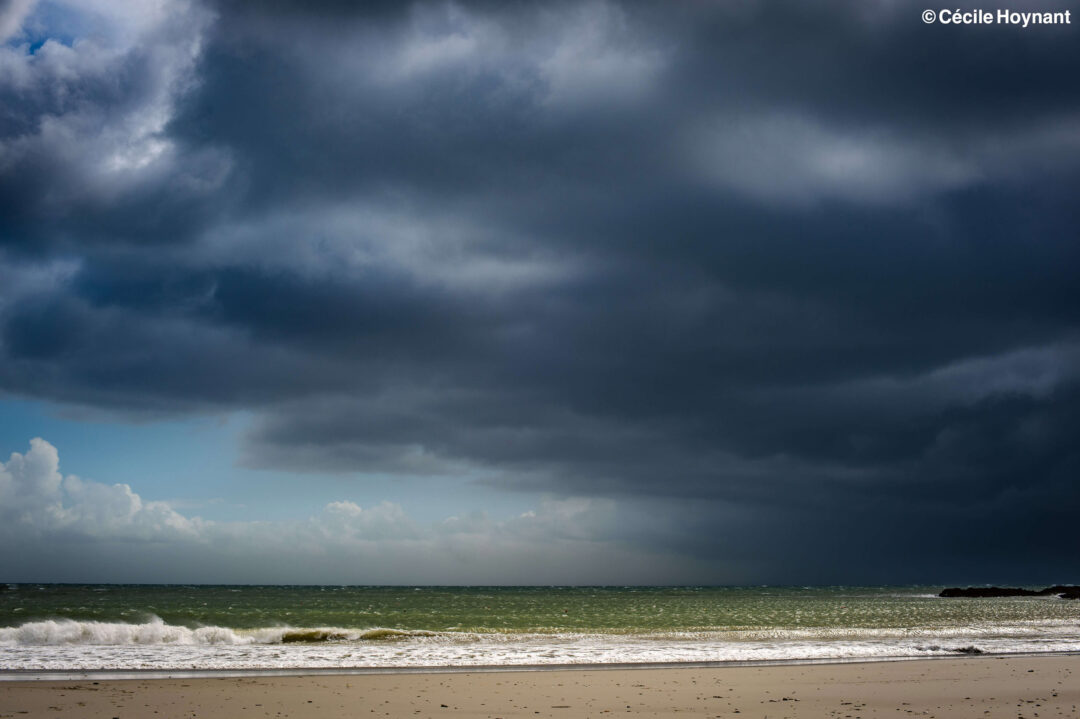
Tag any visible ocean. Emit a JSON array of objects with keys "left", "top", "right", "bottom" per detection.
[{"left": 2, "top": 584, "right": 1079, "bottom": 672}]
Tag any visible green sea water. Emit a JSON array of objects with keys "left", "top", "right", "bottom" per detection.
[{"left": 4, "top": 584, "right": 1079, "bottom": 633}]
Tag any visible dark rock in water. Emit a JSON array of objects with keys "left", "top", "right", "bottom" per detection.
[
  {"left": 952, "top": 646, "right": 984, "bottom": 654},
  {"left": 939, "top": 585, "right": 1080, "bottom": 599}
]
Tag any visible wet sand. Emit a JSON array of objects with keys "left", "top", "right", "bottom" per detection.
[{"left": 1, "top": 655, "right": 1077, "bottom": 718}]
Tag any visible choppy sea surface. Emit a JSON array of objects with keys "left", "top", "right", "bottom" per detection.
[{"left": 2, "top": 584, "right": 1079, "bottom": 671}]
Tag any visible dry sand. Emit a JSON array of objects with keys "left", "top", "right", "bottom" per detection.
[{"left": 1, "top": 655, "right": 1077, "bottom": 718}]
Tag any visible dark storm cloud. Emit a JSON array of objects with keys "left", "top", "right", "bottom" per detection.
[
  {"left": 2, "top": 0, "right": 1079, "bottom": 579},
  {"left": 0, "top": 2, "right": 221, "bottom": 248}
]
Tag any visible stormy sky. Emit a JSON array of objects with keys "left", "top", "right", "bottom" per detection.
[{"left": 1, "top": 0, "right": 1078, "bottom": 585}]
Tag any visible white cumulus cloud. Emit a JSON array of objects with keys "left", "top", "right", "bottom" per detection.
[{"left": 0, "top": 437, "right": 199, "bottom": 540}]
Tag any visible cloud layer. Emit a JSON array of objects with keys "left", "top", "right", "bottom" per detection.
[{"left": 1, "top": 0, "right": 1078, "bottom": 582}]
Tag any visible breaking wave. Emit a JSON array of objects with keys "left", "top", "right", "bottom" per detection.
[
  {"left": 2, "top": 617, "right": 1080, "bottom": 671},
  {"left": 4, "top": 617, "right": 1080, "bottom": 648},
  {"left": 0, "top": 617, "right": 443, "bottom": 646}
]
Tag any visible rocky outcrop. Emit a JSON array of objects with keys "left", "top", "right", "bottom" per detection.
[{"left": 939, "top": 585, "right": 1080, "bottom": 599}]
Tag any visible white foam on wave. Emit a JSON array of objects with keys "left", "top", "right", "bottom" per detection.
[
  {"left": 0, "top": 618, "right": 441, "bottom": 647},
  {"left": 0, "top": 617, "right": 250, "bottom": 646}
]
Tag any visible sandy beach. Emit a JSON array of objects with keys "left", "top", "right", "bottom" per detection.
[{"left": 1, "top": 655, "right": 1076, "bottom": 719}]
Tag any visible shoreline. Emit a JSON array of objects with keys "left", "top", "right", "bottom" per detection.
[
  {"left": 3, "top": 649, "right": 1078, "bottom": 682},
  {"left": 1, "top": 654, "right": 1077, "bottom": 718}
]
